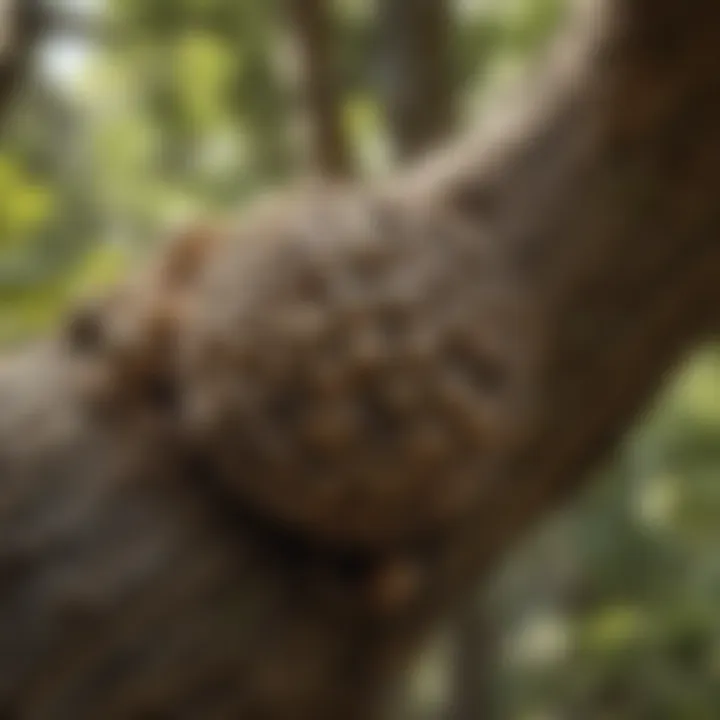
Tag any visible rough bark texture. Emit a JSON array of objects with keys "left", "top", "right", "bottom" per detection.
[{"left": 1, "top": 1, "right": 720, "bottom": 718}]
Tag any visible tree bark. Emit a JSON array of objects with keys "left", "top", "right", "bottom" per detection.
[{"left": 1, "top": 1, "right": 720, "bottom": 718}]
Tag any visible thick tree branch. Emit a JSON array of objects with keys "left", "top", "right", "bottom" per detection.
[{"left": 0, "top": 2, "right": 719, "bottom": 718}]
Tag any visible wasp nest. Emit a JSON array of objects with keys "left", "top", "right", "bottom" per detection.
[{"left": 174, "top": 186, "right": 534, "bottom": 548}]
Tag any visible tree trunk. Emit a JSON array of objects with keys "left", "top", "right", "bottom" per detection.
[{"left": 1, "top": 1, "right": 720, "bottom": 718}]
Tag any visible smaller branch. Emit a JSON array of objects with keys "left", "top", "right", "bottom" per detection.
[
  {"left": 0, "top": 0, "right": 45, "bottom": 125},
  {"left": 379, "top": 0, "right": 455, "bottom": 160},
  {"left": 44, "top": 6, "right": 108, "bottom": 43},
  {"left": 445, "top": 596, "right": 499, "bottom": 720},
  {"left": 289, "top": 0, "right": 354, "bottom": 178}
]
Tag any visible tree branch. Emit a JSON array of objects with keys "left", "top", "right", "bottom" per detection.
[
  {"left": 289, "top": 0, "right": 354, "bottom": 178},
  {"left": 0, "top": 0, "right": 44, "bottom": 125},
  {"left": 378, "top": 0, "right": 455, "bottom": 160}
]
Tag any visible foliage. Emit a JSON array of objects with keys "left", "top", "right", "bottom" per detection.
[{"left": 493, "top": 346, "right": 720, "bottom": 719}]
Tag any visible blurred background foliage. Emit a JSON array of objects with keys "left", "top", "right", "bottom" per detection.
[{"left": 0, "top": 1, "right": 717, "bottom": 718}]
